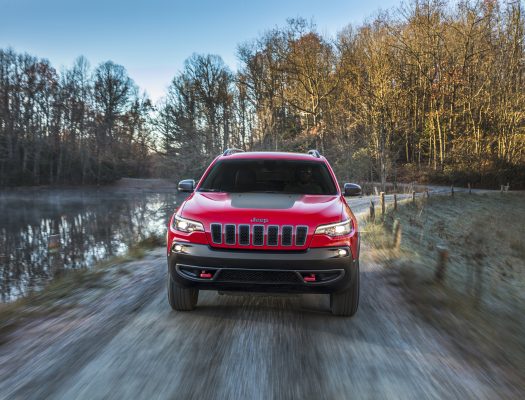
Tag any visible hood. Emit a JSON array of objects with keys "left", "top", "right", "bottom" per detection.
[
  {"left": 180, "top": 192, "right": 343, "bottom": 249},
  {"left": 181, "top": 192, "right": 343, "bottom": 226}
]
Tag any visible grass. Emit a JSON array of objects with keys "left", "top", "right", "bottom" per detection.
[
  {"left": 363, "top": 192, "right": 525, "bottom": 382},
  {"left": 0, "top": 234, "right": 163, "bottom": 344}
]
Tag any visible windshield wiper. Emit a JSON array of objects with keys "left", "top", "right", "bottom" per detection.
[{"left": 198, "top": 188, "right": 222, "bottom": 192}]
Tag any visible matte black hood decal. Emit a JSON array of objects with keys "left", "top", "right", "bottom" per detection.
[{"left": 230, "top": 193, "right": 300, "bottom": 209}]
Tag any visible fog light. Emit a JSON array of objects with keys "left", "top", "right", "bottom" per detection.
[
  {"left": 337, "top": 249, "right": 348, "bottom": 257},
  {"left": 174, "top": 244, "right": 183, "bottom": 252}
]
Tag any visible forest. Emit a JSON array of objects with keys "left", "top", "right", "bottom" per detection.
[{"left": 1, "top": 0, "right": 524, "bottom": 188}]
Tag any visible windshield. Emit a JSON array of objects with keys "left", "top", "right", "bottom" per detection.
[{"left": 197, "top": 159, "right": 337, "bottom": 195}]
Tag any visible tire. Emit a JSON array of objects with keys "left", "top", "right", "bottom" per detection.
[
  {"left": 167, "top": 273, "right": 199, "bottom": 311},
  {"left": 330, "top": 261, "right": 359, "bottom": 317}
]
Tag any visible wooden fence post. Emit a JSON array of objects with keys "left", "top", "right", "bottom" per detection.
[
  {"left": 393, "top": 193, "right": 398, "bottom": 211},
  {"left": 48, "top": 234, "right": 61, "bottom": 253},
  {"left": 468, "top": 183, "right": 471, "bottom": 194},
  {"left": 412, "top": 191, "right": 416, "bottom": 204},
  {"left": 369, "top": 200, "right": 375, "bottom": 222},
  {"left": 435, "top": 245, "right": 449, "bottom": 283},
  {"left": 425, "top": 188, "right": 429, "bottom": 198},
  {"left": 380, "top": 192, "right": 385, "bottom": 216},
  {"left": 451, "top": 186, "right": 454, "bottom": 197},
  {"left": 392, "top": 219, "right": 402, "bottom": 249},
  {"left": 50, "top": 250, "right": 64, "bottom": 277}
]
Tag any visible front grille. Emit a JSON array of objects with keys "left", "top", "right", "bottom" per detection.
[
  {"left": 208, "top": 224, "right": 308, "bottom": 247},
  {"left": 239, "top": 225, "right": 250, "bottom": 245},
  {"left": 225, "top": 224, "right": 236, "bottom": 245},
  {"left": 253, "top": 225, "right": 264, "bottom": 246},
  {"left": 282, "top": 226, "right": 293, "bottom": 246},
  {"left": 216, "top": 269, "right": 302, "bottom": 284},
  {"left": 211, "top": 224, "right": 222, "bottom": 244},
  {"left": 267, "top": 226, "right": 278, "bottom": 246},
  {"left": 296, "top": 226, "right": 308, "bottom": 246}
]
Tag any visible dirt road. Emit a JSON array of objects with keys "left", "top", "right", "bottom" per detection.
[{"left": 0, "top": 192, "right": 518, "bottom": 399}]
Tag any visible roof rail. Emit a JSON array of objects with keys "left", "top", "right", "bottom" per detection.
[
  {"left": 222, "top": 148, "right": 245, "bottom": 156},
  {"left": 307, "top": 149, "right": 321, "bottom": 158}
]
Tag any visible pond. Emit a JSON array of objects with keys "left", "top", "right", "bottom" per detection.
[{"left": 0, "top": 189, "right": 186, "bottom": 302}]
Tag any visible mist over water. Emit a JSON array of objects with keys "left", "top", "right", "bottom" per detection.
[{"left": 0, "top": 190, "right": 184, "bottom": 302}]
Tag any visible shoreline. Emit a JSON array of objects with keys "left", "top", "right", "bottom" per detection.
[{"left": 0, "top": 177, "right": 180, "bottom": 195}]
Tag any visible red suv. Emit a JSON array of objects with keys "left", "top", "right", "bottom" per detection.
[{"left": 167, "top": 150, "right": 361, "bottom": 316}]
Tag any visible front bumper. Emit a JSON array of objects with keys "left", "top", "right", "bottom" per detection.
[{"left": 168, "top": 242, "right": 358, "bottom": 294}]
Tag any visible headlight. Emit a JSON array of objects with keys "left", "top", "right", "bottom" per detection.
[
  {"left": 315, "top": 219, "right": 353, "bottom": 237},
  {"left": 171, "top": 214, "right": 204, "bottom": 233}
]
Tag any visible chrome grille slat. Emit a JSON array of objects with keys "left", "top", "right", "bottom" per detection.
[
  {"left": 238, "top": 224, "right": 250, "bottom": 245},
  {"left": 267, "top": 225, "right": 279, "bottom": 246},
  {"left": 253, "top": 225, "right": 264, "bottom": 246},
  {"left": 281, "top": 226, "right": 293, "bottom": 246},
  {"left": 225, "top": 224, "right": 236, "bottom": 245},
  {"left": 295, "top": 226, "right": 308, "bottom": 246},
  {"left": 211, "top": 223, "right": 222, "bottom": 244}
]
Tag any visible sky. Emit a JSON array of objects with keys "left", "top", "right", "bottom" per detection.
[{"left": 1, "top": 0, "right": 400, "bottom": 103}]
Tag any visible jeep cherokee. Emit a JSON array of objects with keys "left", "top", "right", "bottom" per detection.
[{"left": 167, "top": 149, "right": 361, "bottom": 316}]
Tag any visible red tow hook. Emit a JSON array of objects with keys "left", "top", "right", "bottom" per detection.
[
  {"left": 304, "top": 274, "right": 316, "bottom": 282},
  {"left": 200, "top": 271, "right": 213, "bottom": 279}
]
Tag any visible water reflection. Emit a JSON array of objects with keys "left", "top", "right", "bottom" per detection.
[{"left": 0, "top": 190, "right": 185, "bottom": 302}]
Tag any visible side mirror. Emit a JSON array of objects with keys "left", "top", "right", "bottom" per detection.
[
  {"left": 178, "top": 179, "right": 195, "bottom": 192},
  {"left": 344, "top": 183, "right": 362, "bottom": 197}
]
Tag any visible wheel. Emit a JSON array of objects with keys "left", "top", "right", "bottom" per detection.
[
  {"left": 167, "top": 273, "right": 198, "bottom": 311},
  {"left": 330, "top": 261, "right": 359, "bottom": 317}
]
